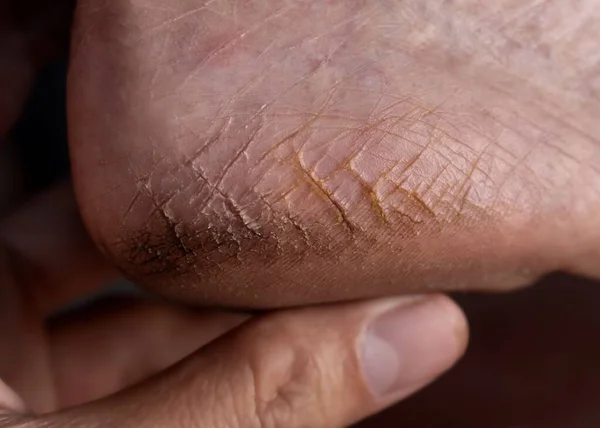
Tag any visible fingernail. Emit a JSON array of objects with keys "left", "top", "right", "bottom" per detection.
[{"left": 360, "top": 296, "right": 466, "bottom": 399}]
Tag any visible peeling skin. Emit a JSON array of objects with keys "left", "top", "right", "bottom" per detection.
[
  {"left": 295, "top": 157, "right": 355, "bottom": 233},
  {"left": 69, "top": 0, "right": 600, "bottom": 307}
]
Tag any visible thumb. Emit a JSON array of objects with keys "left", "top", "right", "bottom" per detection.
[{"left": 4, "top": 295, "right": 468, "bottom": 428}]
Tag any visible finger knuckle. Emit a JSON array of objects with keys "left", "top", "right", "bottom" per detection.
[{"left": 243, "top": 324, "right": 327, "bottom": 428}]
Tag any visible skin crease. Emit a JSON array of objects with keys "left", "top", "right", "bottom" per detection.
[{"left": 69, "top": 0, "right": 600, "bottom": 308}]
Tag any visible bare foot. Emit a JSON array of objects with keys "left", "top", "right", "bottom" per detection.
[{"left": 69, "top": 0, "right": 600, "bottom": 307}]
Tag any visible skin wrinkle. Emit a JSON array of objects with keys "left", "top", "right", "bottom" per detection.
[
  {"left": 166, "top": 4, "right": 372, "bottom": 118},
  {"left": 341, "top": 117, "right": 426, "bottom": 223},
  {"left": 500, "top": 79, "right": 598, "bottom": 146},
  {"left": 258, "top": 87, "right": 338, "bottom": 164},
  {"left": 396, "top": 1, "right": 600, "bottom": 141},
  {"left": 172, "top": 4, "right": 294, "bottom": 95},
  {"left": 307, "top": 104, "right": 416, "bottom": 222},
  {"left": 135, "top": 116, "right": 241, "bottom": 232},
  {"left": 143, "top": 184, "right": 197, "bottom": 271},
  {"left": 183, "top": 116, "right": 234, "bottom": 172},
  {"left": 192, "top": 148, "right": 274, "bottom": 236},
  {"left": 144, "top": 0, "right": 220, "bottom": 33},
  {"left": 372, "top": 128, "right": 454, "bottom": 220},
  {"left": 201, "top": 116, "right": 264, "bottom": 206},
  {"left": 295, "top": 158, "right": 355, "bottom": 234},
  {"left": 148, "top": 30, "right": 172, "bottom": 100},
  {"left": 447, "top": 143, "right": 493, "bottom": 214},
  {"left": 354, "top": 102, "right": 491, "bottom": 217},
  {"left": 121, "top": 189, "right": 142, "bottom": 225}
]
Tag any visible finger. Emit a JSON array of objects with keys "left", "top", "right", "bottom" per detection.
[
  {"left": 0, "top": 379, "right": 26, "bottom": 413},
  {"left": 48, "top": 297, "right": 248, "bottom": 409},
  {"left": 362, "top": 274, "right": 600, "bottom": 427},
  {"left": 0, "top": 181, "right": 117, "bottom": 315},
  {"left": 15, "top": 295, "right": 467, "bottom": 428}
]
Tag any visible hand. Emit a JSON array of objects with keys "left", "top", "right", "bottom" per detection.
[
  {"left": 0, "top": 185, "right": 467, "bottom": 426},
  {"left": 67, "top": 0, "right": 600, "bottom": 307}
]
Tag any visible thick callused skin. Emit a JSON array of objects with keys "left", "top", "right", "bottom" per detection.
[{"left": 69, "top": 0, "right": 600, "bottom": 308}]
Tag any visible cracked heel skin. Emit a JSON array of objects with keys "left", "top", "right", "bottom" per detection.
[{"left": 68, "top": 0, "right": 600, "bottom": 308}]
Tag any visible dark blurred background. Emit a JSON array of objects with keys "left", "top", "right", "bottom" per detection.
[{"left": 11, "top": 60, "right": 71, "bottom": 192}]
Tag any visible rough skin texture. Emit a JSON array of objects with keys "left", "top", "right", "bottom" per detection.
[{"left": 69, "top": 0, "right": 600, "bottom": 307}]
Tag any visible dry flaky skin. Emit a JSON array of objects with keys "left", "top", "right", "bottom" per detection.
[{"left": 69, "top": 0, "right": 600, "bottom": 308}]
